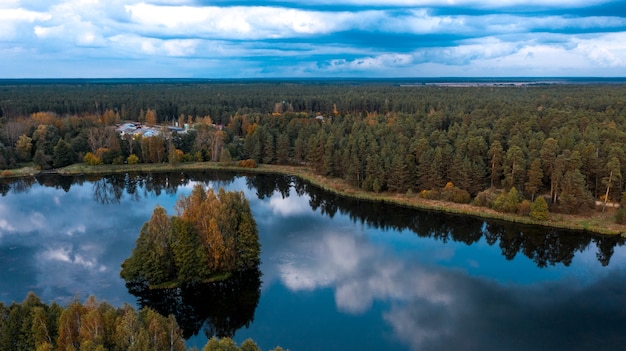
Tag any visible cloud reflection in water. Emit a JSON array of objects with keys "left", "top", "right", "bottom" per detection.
[{"left": 262, "top": 190, "right": 626, "bottom": 351}]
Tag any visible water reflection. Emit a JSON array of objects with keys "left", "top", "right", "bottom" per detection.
[
  {"left": 264, "top": 208, "right": 626, "bottom": 351},
  {"left": 1, "top": 173, "right": 624, "bottom": 269},
  {"left": 2, "top": 172, "right": 626, "bottom": 350},
  {"left": 126, "top": 268, "right": 262, "bottom": 339}
]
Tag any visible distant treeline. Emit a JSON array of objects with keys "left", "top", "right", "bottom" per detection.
[{"left": 2, "top": 82, "right": 626, "bottom": 217}]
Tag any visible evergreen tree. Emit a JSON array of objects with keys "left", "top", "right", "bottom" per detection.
[
  {"left": 53, "top": 139, "right": 76, "bottom": 168},
  {"left": 172, "top": 217, "right": 209, "bottom": 284},
  {"left": 488, "top": 140, "right": 504, "bottom": 188},
  {"left": 387, "top": 154, "right": 411, "bottom": 192},
  {"left": 525, "top": 158, "right": 544, "bottom": 200},
  {"left": 503, "top": 145, "right": 526, "bottom": 190}
]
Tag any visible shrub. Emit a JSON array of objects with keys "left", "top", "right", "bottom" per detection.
[
  {"left": 517, "top": 200, "right": 532, "bottom": 216},
  {"left": 441, "top": 185, "right": 471, "bottom": 204},
  {"left": 127, "top": 154, "right": 139, "bottom": 165},
  {"left": 111, "top": 155, "right": 124, "bottom": 165},
  {"left": 492, "top": 187, "right": 520, "bottom": 213},
  {"left": 238, "top": 159, "right": 258, "bottom": 168},
  {"left": 615, "top": 208, "right": 626, "bottom": 224},
  {"left": 83, "top": 152, "right": 102, "bottom": 166},
  {"left": 420, "top": 189, "right": 440, "bottom": 200},
  {"left": 473, "top": 189, "right": 498, "bottom": 207},
  {"left": 530, "top": 196, "right": 550, "bottom": 221}
]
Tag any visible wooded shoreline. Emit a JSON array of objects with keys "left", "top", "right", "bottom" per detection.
[{"left": 3, "top": 161, "right": 622, "bottom": 236}]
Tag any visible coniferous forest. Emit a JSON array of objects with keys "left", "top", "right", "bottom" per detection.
[{"left": 2, "top": 79, "right": 626, "bottom": 218}]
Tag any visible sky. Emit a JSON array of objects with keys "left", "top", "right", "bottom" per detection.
[{"left": 2, "top": 0, "right": 626, "bottom": 78}]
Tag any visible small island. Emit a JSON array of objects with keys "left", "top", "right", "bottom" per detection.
[{"left": 121, "top": 184, "right": 261, "bottom": 288}]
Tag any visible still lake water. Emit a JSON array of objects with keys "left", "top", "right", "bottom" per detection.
[{"left": 1, "top": 172, "right": 626, "bottom": 351}]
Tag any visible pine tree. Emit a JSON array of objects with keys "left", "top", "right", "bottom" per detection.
[
  {"left": 53, "top": 139, "right": 76, "bottom": 168},
  {"left": 525, "top": 158, "right": 543, "bottom": 200},
  {"left": 488, "top": 140, "right": 504, "bottom": 188}
]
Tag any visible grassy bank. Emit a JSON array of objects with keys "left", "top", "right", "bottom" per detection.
[{"left": 4, "top": 161, "right": 625, "bottom": 236}]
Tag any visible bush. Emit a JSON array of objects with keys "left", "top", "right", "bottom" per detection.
[
  {"left": 492, "top": 187, "right": 520, "bottom": 213},
  {"left": 112, "top": 155, "right": 125, "bottom": 165},
  {"left": 83, "top": 152, "right": 102, "bottom": 166},
  {"left": 530, "top": 196, "right": 550, "bottom": 221},
  {"left": 441, "top": 185, "right": 471, "bottom": 204},
  {"left": 420, "top": 189, "right": 440, "bottom": 200},
  {"left": 517, "top": 200, "right": 532, "bottom": 216},
  {"left": 127, "top": 154, "right": 139, "bottom": 165},
  {"left": 238, "top": 159, "right": 258, "bottom": 168},
  {"left": 615, "top": 208, "right": 626, "bottom": 224},
  {"left": 473, "top": 189, "right": 498, "bottom": 207}
]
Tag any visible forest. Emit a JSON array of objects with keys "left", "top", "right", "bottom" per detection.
[
  {"left": 0, "top": 292, "right": 280, "bottom": 351},
  {"left": 1, "top": 80, "right": 626, "bottom": 219}
]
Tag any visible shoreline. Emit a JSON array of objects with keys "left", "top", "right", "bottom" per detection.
[{"left": 3, "top": 161, "right": 625, "bottom": 236}]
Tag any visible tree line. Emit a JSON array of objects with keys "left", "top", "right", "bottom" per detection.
[
  {"left": 2, "top": 82, "right": 626, "bottom": 218},
  {"left": 0, "top": 292, "right": 281, "bottom": 351}
]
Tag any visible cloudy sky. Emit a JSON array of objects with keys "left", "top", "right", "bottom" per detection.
[{"left": 2, "top": 0, "right": 626, "bottom": 78}]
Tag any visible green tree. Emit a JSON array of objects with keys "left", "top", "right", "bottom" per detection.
[
  {"left": 240, "top": 338, "right": 262, "bottom": 351},
  {"left": 503, "top": 145, "right": 526, "bottom": 190},
  {"left": 559, "top": 151, "right": 594, "bottom": 214},
  {"left": 203, "top": 337, "right": 239, "bottom": 351},
  {"left": 53, "top": 139, "right": 76, "bottom": 168},
  {"left": 387, "top": 154, "right": 411, "bottom": 193},
  {"left": 488, "top": 140, "right": 504, "bottom": 188},
  {"left": 525, "top": 158, "right": 543, "bottom": 200},
  {"left": 492, "top": 187, "right": 521, "bottom": 213},
  {"left": 530, "top": 196, "right": 550, "bottom": 221},
  {"left": 15, "top": 134, "right": 33, "bottom": 162},
  {"left": 602, "top": 156, "right": 622, "bottom": 211},
  {"left": 540, "top": 138, "right": 559, "bottom": 201},
  {"left": 172, "top": 217, "right": 209, "bottom": 284}
]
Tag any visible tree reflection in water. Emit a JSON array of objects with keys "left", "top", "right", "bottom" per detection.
[
  {"left": 125, "top": 268, "right": 261, "bottom": 339},
  {"left": 1, "top": 172, "right": 624, "bottom": 268}
]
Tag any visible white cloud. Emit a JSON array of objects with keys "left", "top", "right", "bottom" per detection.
[
  {"left": 42, "top": 247, "right": 72, "bottom": 263},
  {"left": 277, "top": 231, "right": 454, "bottom": 313},
  {"left": 0, "top": 8, "right": 51, "bottom": 40},
  {"left": 0, "top": 8, "right": 51, "bottom": 21},
  {"left": 109, "top": 34, "right": 198, "bottom": 56},
  {"left": 0, "top": 218, "right": 16, "bottom": 234},
  {"left": 124, "top": 3, "right": 362, "bottom": 39},
  {"left": 575, "top": 32, "right": 626, "bottom": 67},
  {"left": 65, "top": 225, "right": 86, "bottom": 236},
  {"left": 268, "top": 191, "right": 312, "bottom": 216},
  {"left": 289, "top": 0, "right": 610, "bottom": 8}
]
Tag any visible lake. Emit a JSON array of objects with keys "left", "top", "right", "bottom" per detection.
[{"left": 1, "top": 172, "right": 626, "bottom": 351}]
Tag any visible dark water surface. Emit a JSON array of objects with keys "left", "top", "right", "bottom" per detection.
[{"left": 1, "top": 172, "right": 625, "bottom": 351}]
